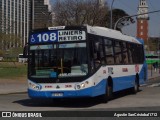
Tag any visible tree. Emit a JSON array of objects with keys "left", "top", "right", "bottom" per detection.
[
  {"left": 0, "top": 32, "right": 21, "bottom": 50},
  {"left": 52, "top": 0, "right": 109, "bottom": 26}
]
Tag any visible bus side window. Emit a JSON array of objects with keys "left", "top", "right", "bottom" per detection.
[
  {"left": 114, "top": 41, "right": 122, "bottom": 64},
  {"left": 121, "top": 42, "right": 129, "bottom": 64},
  {"left": 104, "top": 38, "right": 114, "bottom": 65}
]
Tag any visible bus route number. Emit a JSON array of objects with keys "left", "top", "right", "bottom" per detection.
[{"left": 37, "top": 33, "right": 57, "bottom": 42}]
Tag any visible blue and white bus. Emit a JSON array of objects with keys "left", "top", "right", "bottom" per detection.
[{"left": 25, "top": 25, "right": 147, "bottom": 102}]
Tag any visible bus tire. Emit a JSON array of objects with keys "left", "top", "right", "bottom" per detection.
[
  {"left": 132, "top": 75, "right": 139, "bottom": 94},
  {"left": 101, "top": 81, "right": 113, "bottom": 103}
]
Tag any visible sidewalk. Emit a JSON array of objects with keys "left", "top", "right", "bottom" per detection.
[
  {"left": 0, "top": 70, "right": 160, "bottom": 95},
  {"left": 0, "top": 78, "right": 27, "bottom": 95},
  {"left": 148, "top": 70, "right": 160, "bottom": 80}
]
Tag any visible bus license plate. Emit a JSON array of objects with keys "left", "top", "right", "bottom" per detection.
[{"left": 52, "top": 93, "right": 63, "bottom": 97}]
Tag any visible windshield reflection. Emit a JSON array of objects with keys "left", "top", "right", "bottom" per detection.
[{"left": 29, "top": 43, "right": 88, "bottom": 78}]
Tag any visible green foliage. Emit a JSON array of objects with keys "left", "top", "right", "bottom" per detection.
[
  {"left": 0, "top": 32, "right": 22, "bottom": 50},
  {"left": 0, "top": 62, "right": 27, "bottom": 79},
  {"left": 148, "top": 38, "right": 159, "bottom": 51},
  {"left": 0, "top": 50, "right": 4, "bottom": 57}
]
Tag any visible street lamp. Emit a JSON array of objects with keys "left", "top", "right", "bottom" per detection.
[
  {"left": 158, "top": 38, "right": 160, "bottom": 73},
  {"left": 110, "top": 0, "right": 115, "bottom": 29},
  {"left": 114, "top": 10, "right": 160, "bottom": 30}
]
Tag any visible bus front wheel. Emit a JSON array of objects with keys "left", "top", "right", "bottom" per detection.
[{"left": 101, "top": 84, "right": 113, "bottom": 103}]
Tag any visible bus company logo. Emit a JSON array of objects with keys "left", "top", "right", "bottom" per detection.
[
  {"left": 135, "top": 65, "right": 139, "bottom": 73},
  {"left": 2, "top": 112, "right": 11, "bottom": 117}
]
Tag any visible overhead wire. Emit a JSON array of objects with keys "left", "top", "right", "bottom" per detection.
[
  {"left": 114, "top": 0, "right": 138, "bottom": 36},
  {"left": 112, "top": 0, "right": 160, "bottom": 37}
]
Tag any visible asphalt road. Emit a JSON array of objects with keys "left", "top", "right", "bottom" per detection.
[{"left": 0, "top": 79, "right": 160, "bottom": 112}]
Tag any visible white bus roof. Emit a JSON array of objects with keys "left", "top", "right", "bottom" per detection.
[{"left": 86, "top": 25, "right": 141, "bottom": 44}]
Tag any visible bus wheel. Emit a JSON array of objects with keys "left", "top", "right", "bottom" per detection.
[
  {"left": 132, "top": 76, "right": 139, "bottom": 94},
  {"left": 101, "top": 84, "right": 113, "bottom": 103}
]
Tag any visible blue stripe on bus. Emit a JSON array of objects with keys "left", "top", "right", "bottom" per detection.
[
  {"left": 28, "top": 63, "right": 147, "bottom": 99},
  {"left": 28, "top": 75, "right": 146, "bottom": 99},
  {"left": 28, "top": 80, "right": 106, "bottom": 99}
]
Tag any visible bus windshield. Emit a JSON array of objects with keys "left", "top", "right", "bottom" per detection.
[{"left": 29, "top": 42, "right": 88, "bottom": 78}]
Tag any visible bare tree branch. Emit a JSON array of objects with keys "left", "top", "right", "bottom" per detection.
[{"left": 52, "top": 0, "right": 109, "bottom": 26}]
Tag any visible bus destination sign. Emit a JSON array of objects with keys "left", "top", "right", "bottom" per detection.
[{"left": 30, "top": 30, "right": 86, "bottom": 44}]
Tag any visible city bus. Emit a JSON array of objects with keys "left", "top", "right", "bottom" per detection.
[
  {"left": 145, "top": 54, "right": 160, "bottom": 64},
  {"left": 24, "top": 25, "right": 147, "bottom": 103}
]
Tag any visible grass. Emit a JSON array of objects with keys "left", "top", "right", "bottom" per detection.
[{"left": 0, "top": 62, "right": 27, "bottom": 79}]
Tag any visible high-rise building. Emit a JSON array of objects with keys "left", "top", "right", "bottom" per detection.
[
  {"left": 0, "top": 0, "right": 52, "bottom": 48},
  {"left": 137, "top": 0, "right": 149, "bottom": 43},
  {"left": 30, "top": 0, "right": 52, "bottom": 30},
  {"left": 0, "top": 0, "right": 30, "bottom": 47}
]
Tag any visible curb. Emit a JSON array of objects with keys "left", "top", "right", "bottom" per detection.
[
  {"left": 142, "top": 76, "right": 160, "bottom": 87},
  {"left": 0, "top": 91, "right": 27, "bottom": 95}
]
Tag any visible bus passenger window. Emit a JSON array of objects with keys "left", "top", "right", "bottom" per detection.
[
  {"left": 114, "top": 42, "right": 122, "bottom": 64},
  {"left": 104, "top": 39, "right": 114, "bottom": 65},
  {"left": 121, "top": 43, "right": 129, "bottom": 64}
]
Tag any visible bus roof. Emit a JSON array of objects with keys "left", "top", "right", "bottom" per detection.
[
  {"left": 31, "top": 25, "right": 143, "bottom": 45},
  {"left": 86, "top": 25, "right": 142, "bottom": 44}
]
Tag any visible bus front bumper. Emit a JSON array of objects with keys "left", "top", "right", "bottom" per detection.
[{"left": 28, "top": 88, "right": 93, "bottom": 98}]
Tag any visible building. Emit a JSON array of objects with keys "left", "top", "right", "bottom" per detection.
[
  {"left": 137, "top": 0, "right": 149, "bottom": 43},
  {"left": 0, "top": 0, "right": 30, "bottom": 47},
  {"left": 0, "top": 0, "right": 52, "bottom": 49},
  {"left": 30, "top": 0, "right": 52, "bottom": 30}
]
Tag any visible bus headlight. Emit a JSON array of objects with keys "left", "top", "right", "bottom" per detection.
[
  {"left": 29, "top": 82, "right": 41, "bottom": 91},
  {"left": 81, "top": 83, "right": 85, "bottom": 88},
  {"left": 76, "top": 81, "right": 89, "bottom": 90}
]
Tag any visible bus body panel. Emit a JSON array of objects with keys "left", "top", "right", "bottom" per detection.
[{"left": 28, "top": 63, "right": 147, "bottom": 98}]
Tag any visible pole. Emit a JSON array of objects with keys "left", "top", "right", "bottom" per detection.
[
  {"left": 110, "top": 0, "right": 115, "bottom": 29},
  {"left": 114, "top": 10, "right": 160, "bottom": 30},
  {"left": 30, "top": 0, "right": 34, "bottom": 30},
  {"left": 158, "top": 38, "right": 160, "bottom": 74}
]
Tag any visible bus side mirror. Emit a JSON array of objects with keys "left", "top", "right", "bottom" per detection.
[{"left": 23, "top": 43, "right": 28, "bottom": 58}]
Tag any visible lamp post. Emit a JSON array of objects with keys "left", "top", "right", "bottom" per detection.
[
  {"left": 114, "top": 10, "right": 160, "bottom": 30},
  {"left": 110, "top": 0, "right": 115, "bottom": 29},
  {"left": 158, "top": 38, "right": 160, "bottom": 74},
  {"left": 30, "top": 0, "right": 34, "bottom": 30}
]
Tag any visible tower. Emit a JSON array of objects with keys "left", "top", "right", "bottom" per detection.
[{"left": 137, "top": 0, "right": 149, "bottom": 43}]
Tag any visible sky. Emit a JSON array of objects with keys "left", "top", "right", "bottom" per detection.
[
  {"left": 106, "top": 0, "right": 160, "bottom": 37},
  {"left": 50, "top": 0, "right": 160, "bottom": 37}
]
